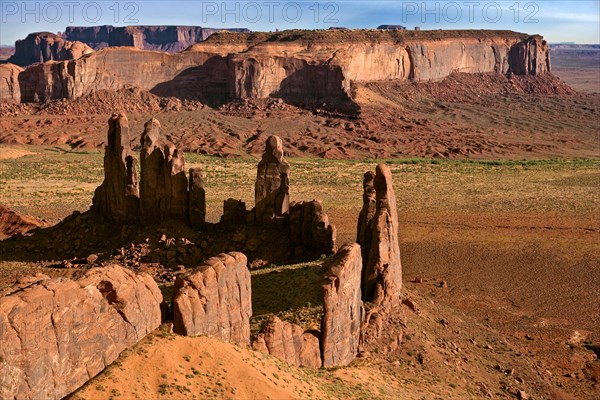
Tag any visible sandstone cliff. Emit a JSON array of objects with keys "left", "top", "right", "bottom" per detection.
[
  {"left": 8, "top": 32, "right": 93, "bottom": 67},
  {"left": 14, "top": 30, "right": 550, "bottom": 110},
  {"left": 0, "top": 63, "right": 22, "bottom": 103}
]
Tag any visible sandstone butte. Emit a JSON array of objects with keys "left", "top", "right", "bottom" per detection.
[{"left": 1, "top": 29, "right": 550, "bottom": 107}]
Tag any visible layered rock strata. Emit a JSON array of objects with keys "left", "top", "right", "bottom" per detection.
[{"left": 13, "top": 31, "right": 550, "bottom": 108}]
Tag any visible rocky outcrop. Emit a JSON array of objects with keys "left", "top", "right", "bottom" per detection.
[
  {"left": 321, "top": 243, "right": 364, "bottom": 367},
  {"left": 255, "top": 135, "right": 290, "bottom": 223},
  {"left": 15, "top": 30, "right": 550, "bottom": 108},
  {"left": 358, "top": 164, "right": 402, "bottom": 307},
  {"left": 91, "top": 114, "right": 139, "bottom": 223},
  {"left": 188, "top": 167, "right": 206, "bottom": 229},
  {"left": 172, "top": 252, "right": 252, "bottom": 346},
  {"left": 289, "top": 200, "right": 337, "bottom": 257},
  {"left": 0, "top": 266, "right": 162, "bottom": 400},
  {"left": 509, "top": 35, "right": 551, "bottom": 75},
  {"left": 8, "top": 32, "right": 93, "bottom": 67},
  {"left": 64, "top": 25, "right": 250, "bottom": 52},
  {"left": 139, "top": 118, "right": 188, "bottom": 221},
  {"left": 252, "top": 316, "right": 321, "bottom": 368},
  {"left": 0, "top": 204, "right": 45, "bottom": 239},
  {"left": 0, "top": 63, "right": 22, "bottom": 103}
]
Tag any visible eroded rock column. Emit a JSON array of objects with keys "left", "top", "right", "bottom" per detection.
[
  {"left": 188, "top": 167, "right": 206, "bottom": 229},
  {"left": 91, "top": 113, "right": 139, "bottom": 223},
  {"left": 255, "top": 135, "right": 290, "bottom": 223},
  {"left": 321, "top": 243, "right": 363, "bottom": 367},
  {"left": 357, "top": 164, "right": 402, "bottom": 307},
  {"left": 139, "top": 118, "right": 188, "bottom": 222}
]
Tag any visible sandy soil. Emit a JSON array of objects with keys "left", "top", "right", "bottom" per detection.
[{"left": 1, "top": 73, "right": 598, "bottom": 160}]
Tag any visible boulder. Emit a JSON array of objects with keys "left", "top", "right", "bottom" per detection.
[
  {"left": 255, "top": 135, "right": 290, "bottom": 223},
  {"left": 139, "top": 118, "right": 188, "bottom": 222},
  {"left": 321, "top": 243, "right": 363, "bottom": 367},
  {"left": 0, "top": 266, "right": 162, "bottom": 400},
  {"left": 91, "top": 113, "right": 139, "bottom": 223},
  {"left": 188, "top": 167, "right": 206, "bottom": 229},
  {"left": 358, "top": 164, "right": 402, "bottom": 307},
  {"left": 172, "top": 252, "right": 252, "bottom": 346},
  {"left": 252, "top": 316, "right": 321, "bottom": 368}
]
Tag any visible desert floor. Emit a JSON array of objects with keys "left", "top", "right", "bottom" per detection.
[{"left": 1, "top": 150, "right": 599, "bottom": 399}]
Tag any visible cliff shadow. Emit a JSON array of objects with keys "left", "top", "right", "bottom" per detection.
[
  {"left": 150, "top": 55, "right": 233, "bottom": 107},
  {"left": 273, "top": 64, "right": 361, "bottom": 116}
]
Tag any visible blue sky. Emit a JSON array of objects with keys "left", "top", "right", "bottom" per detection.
[{"left": 1, "top": 0, "right": 599, "bottom": 45}]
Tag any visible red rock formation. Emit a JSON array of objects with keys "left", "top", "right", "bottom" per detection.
[
  {"left": 91, "top": 113, "right": 139, "bottom": 223},
  {"left": 358, "top": 164, "right": 402, "bottom": 306},
  {"left": 139, "top": 118, "right": 188, "bottom": 222},
  {"left": 0, "top": 204, "right": 45, "bottom": 239},
  {"left": 321, "top": 243, "right": 364, "bottom": 367},
  {"left": 15, "top": 30, "right": 551, "bottom": 108},
  {"left": 289, "top": 200, "right": 337, "bottom": 257},
  {"left": 0, "top": 63, "right": 22, "bottom": 103},
  {"left": 509, "top": 35, "right": 551, "bottom": 75},
  {"left": 0, "top": 266, "right": 162, "bottom": 399},
  {"left": 172, "top": 252, "right": 252, "bottom": 346},
  {"left": 255, "top": 135, "right": 290, "bottom": 223},
  {"left": 8, "top": 32, "right": 93, "bottom": 67},
  {"left": 252, "top": 316, "right": 321, "bottom": 368},
  {"left": 64, "top": 25, "right": 250, "bottom": 52},
  {"left": 188, "top": 167, "right": 206, "bottom": 229}
]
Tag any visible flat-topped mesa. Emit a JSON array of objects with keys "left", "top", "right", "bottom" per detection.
[
  {"left": 8, "top": 32, "right": 93, "bottom": 67},
  {"left": 63, "top": 25, "right": 251, "bottom": 52},
  {"left": 139, "top": 118, "right": 188, "bottom": 222},
  {"left": 14, "top": 30, "right": 551, "bottom": 108},
  {"left": 254, "top": 135, "right": 290, "bottom": 223},
  {"left": 91, "top": 114, "right": 140, "bottom": 223},
  {"left": 357, "top": 164, "right": 402, "bottom": 308}
]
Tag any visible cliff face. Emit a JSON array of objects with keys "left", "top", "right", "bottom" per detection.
[
  {"left": 0, "top": 63, "right": 22, "bottom": 103},
  {"left": 63, "top": 25, "right": 250, "bottom": 52},
  {"left": 15, "top": 30, "right": 551, "bottom": 109},
  {"left": 8, "top": 32, "right": 93, "bottom": 67}
]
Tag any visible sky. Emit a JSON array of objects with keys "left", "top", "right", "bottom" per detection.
[{"left": 0, "top": 0, "right": 599, "bottom": 45}]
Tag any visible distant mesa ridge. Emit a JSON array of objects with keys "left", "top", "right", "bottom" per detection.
[
  {"left": 63, "top": 25, "right": 251, "bottom": 52},
  {"left": 1, "top": 29, "right": 550, "bottom": 113}
]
